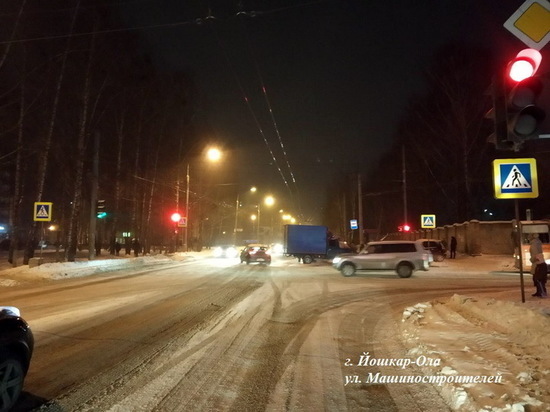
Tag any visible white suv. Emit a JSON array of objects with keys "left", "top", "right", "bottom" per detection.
[{"left": 332, "top": 240, "right": 430, "bottom": 278}]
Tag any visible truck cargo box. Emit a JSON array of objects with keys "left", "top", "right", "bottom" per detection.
[{"left": 284, "top": 225, "right": 328, "bottom": 255}]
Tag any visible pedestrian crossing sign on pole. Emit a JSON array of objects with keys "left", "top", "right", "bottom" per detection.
[
  {"left": 492, "top": 158, "right": 538, "bottom": 199},
  {"left": 421, "top": 214, "right": 436, "bottom": 228},
  {"left": 34, "top": 202, "right": 53, "bottom": 222}
]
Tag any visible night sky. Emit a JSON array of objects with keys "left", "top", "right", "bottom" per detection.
[{"left": 118, "top": 0, "right": 541, "bottom": 222}]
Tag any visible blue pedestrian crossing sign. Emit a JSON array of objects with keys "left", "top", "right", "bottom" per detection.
[
  {"left": 34, "top": 202, "right": 53, "bottom": 222},
  {"left": 421, "top": 214, "right": 436, "bottom": 228},
  {"left": 492, "top": 158, "right": 538, "bottom": 199}
]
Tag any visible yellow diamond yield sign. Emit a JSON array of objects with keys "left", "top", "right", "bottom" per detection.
[{"left": 504, "top": 0, "right": 550, "bottom": 50}]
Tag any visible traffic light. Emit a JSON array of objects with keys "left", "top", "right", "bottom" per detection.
[
  {"left": 398, "top": 224, "right": 411, "bottom": 232},
  {"left": 170, "top": 212, "right": 181, "bottom": 223},
  {"left": 488, "top": 49, "right": 545, "bottom": 151},
  {"left": 96, "top": 199, "right": 106, "bottom": 219}
]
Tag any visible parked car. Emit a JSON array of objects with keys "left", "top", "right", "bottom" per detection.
[
  {"left": 418, "top": 239, "right": 447, "bottom": 262},
  {"left": 240, "top": 245, "right": 271, "bottom": 265},
  {"left": 213, "top": 245, "right": 238, "bottom": 258},
  {"left": 332, "top": 240, "right": 430, "bottom": 277},
  {"left": 0, "top": 306, "right": 34, "bottom": 412}
]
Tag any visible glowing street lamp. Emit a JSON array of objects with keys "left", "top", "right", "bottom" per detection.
[
  {"left": 206, "top": 147, "right": 222, "bottom": 162},
  {"left": 184, "top": 146, "right": 223, "bottom": 252},
  {"left": 234, "top": 186, "right": 260, "bottom": 245},
  {"left": 257, "top": 195, "right": 275, "bottom": 242}
]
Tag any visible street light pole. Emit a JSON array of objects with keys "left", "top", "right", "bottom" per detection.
[
  {"left": 184, "top": 162, "right": 190, "bottom": 252},
  {"left": 257, "top": 204, "right": 261, "bottom": 242},
  {"left": 233, "top": 194, "right": 239, "bottom": 245}
]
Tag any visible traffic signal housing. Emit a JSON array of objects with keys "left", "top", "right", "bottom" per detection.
[
  {"left": 96, "top": 199, "right": 106, "bottom": 219},
  {"left": 488, "top": 48, "right": 546, "bottom": 151}
]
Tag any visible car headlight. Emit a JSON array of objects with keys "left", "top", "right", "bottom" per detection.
[
  {"left": 213, "top": 247, "right": 223, "bottom": 257},
  {"left": 332, "top": 257, "right": 342, "bottom": 264},
  {"left": 272, "top": 244, "right": 284, "bottom": 254},
  {"left": 226, "top": 247, "right": 238, "bottom": 258}
]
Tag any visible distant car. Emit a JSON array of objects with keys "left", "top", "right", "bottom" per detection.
[
  {"left": 332, "top": 240, "right": 430, "bottom": 278},
  {"left": 418, "top": 239, "right": 447, "bottom": 262},
  {"left": 0, "top": 306, "right": 34, "bottom": 412},
  {"left": 240, "top": 245, "right": 272, "bottom": 265},
  {"left": 213, "top": 245, "right": 238, "bottom": 258}
]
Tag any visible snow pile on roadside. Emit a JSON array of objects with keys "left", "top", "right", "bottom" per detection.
[
  {"left": 401, "top": 294, "right": 550, "bottom": 411},
  {"left": 0, "top": 254, "right": 177, "bottom": 285}
]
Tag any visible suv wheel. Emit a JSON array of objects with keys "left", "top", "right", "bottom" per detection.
[
  {"left": 0, "top": 351, "right": 25, "bottom": 412},
  {"left": 435, "top": 253, "right": 445, "bottom": 262},
  {"left": 396, "top": 263, "right": 413, "bottom": 278},
  {"left": 340, "top": 263, "right": 356, "bottom": 277}
]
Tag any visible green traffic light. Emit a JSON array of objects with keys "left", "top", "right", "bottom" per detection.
[{"left": 97, "top": 212, "right": 107, "bottom": 219}]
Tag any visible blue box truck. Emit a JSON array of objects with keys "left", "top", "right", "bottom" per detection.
[{"left": 284, "top": 224, "right": 353, "bottom": 264}]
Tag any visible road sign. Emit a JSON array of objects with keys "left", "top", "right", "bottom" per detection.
[
  {"left": 503, "top": 0, "right": 550, "bottom": 50},
  {"left": 421, "top": 214, "right": 436, "bottom": 228},
  {"left": 34, "top": 202, "right": 53, "bottom": 222},
  {"left": 350, "top": 219, "right": 358, "bottom": 230},
  {"left": 492, "top": 158, "right": 539, "bottom": 199},
  {"left": 178, "top": 216, "right": 188, "bottom": 227}
]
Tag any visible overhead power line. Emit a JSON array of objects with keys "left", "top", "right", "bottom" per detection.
[
  {"left": 208, "top": 23, "right": 293, "bottom": 195},
  {"left": 0, "top": 0, "right": 330, "bottom": 45}
]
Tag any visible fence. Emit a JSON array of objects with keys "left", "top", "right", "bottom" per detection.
[{"left": 385, "top": 220, "right": 516, "bottom": 256}]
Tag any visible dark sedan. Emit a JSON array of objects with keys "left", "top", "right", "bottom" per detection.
[{"left": 0, "top": 306, "right": 34, "bottom": 412}]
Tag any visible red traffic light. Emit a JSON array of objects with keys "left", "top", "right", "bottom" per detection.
[
  {"left": 170, "top": 212, "right": 181, "bottom": 223},
  {"left": 403, "top": 224, "right": 411, "bottom": 232},
  {"left": 508, "top": 49, "right": 542, "bottom": 82}
]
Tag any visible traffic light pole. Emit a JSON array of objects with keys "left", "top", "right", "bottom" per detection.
[
  {"left": 515, "top": 199, "right": 526, "bottom": 303},
  {"left": 491, "top": 74, "right": 514, "bottom": 150}
]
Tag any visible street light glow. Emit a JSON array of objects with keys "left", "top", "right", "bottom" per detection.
[
  {"left": 264, "top": 195, "right": 275, "bottom": 206},
  {"left": 206, "top": 147, "right": 222, "bottom": 162}
]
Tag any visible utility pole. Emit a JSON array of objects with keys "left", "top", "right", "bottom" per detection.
[
  {"left": 402, "top": 146, "right": 408, "bottom": 226},
  {"left": 184, "top": 163, "right": 190, "bottom": 252},
  {"left": 88, "top": 131, "right": 99, "bottom": 259},
  {"left": 357, "top": 173, "right": 363, "bottom": 246}
]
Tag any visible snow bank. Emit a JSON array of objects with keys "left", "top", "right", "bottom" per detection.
[
  {"left": 0, "top": 254, "right": 179, "bottom": 285},
  {"left": 401, "top": 294, "right": 550, "bottom": 411}
]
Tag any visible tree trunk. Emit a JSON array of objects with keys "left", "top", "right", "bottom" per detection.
[
  {"left": 67, "top": 22, "right": 95, "bottom": 262},
  {"left": 8, "top": 48, "right": 26, "bottom": 266},
  {"left": 26, "top": 1, "right": 81, "bottom": 264},
  {"left": 0, "top": 0, "right": 26, "bottom": 69}
]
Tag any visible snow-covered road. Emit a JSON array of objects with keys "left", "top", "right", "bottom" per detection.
[{"left": 1, "top": 253, "right": 548, "bottom": 411}]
